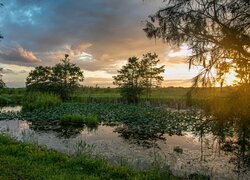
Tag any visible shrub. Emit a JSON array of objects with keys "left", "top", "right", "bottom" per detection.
[{"left": 22, "top": 92, "right": 61, "bottom": 111}]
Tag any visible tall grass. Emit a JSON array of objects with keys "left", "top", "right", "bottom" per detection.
[{"left": 22, "top": 92, "right": 61, "bottom": 111}]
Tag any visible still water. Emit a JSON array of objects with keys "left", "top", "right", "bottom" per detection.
[{"left": 0, "top": 106, "right": 249, "bottom": 180}]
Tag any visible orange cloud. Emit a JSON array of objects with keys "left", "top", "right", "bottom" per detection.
[{"left": 18, "top": 47, "right": 40, "bottom": 62}]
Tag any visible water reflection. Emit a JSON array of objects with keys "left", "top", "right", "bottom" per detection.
[{"left": 0, "top": 119, "right": 249, "bottom": 179}]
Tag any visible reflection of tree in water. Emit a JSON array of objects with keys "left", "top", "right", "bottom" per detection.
[
  {"left": 114, "top": 125, "right": 165, "bottom": 148},
  {"left": 29, "top": 121, "right": 97, "bottom": 138},
  {"left": 193, "top": 109, "right": 250, "bottom": 175}
]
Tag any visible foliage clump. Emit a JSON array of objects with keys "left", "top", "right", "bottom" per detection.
[
  {"left": 26, "top": 54, "right": 84, "bottom": 100},
  {"left": 113, "top": 53, "right": 164, "bottom": 103},
  {"left": 0, "top": 68, "right": 5, "bottom": 89}
]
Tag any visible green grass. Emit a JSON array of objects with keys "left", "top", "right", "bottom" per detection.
[
  {"left": 0, "top": 87, "right": 235, "bottom": 108},
  {"left": 0, "top": 134, "right": 178, "bottom": 180},
  {"left": 22, "top": 92, "right": 62, "bottom": 111},
  {"left": 60, "top": 113, "right": 100, "bottom": 127},
  {"left": 60, "top": 113, "right": 85, "bottom": 122},
  {"left": 71, "top": 87, "right": 235, "bottom": 108},
  {"left": 84, "top": 113, "right": 100, "bottom": 127}
]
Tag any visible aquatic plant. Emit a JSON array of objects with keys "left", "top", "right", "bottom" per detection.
[
  {"left": 22, "top": 92, "right": 61, "bottom": 111},
  {"left": 84, "top": 113, "right": 99, "bottom": 127},
  {"left": 59, "top": 113, "right": 99, "bottom": 127},
  {"left": 73, "top": 139, "right": 95, "bottom": 157},
  {"left": 60, "top": 113, "right": 84, "bottom": 123}
]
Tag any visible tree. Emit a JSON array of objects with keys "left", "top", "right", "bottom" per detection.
[
  {"left": 216, "top": 61, "right": 231, "bottom": 90},
  {"left": 26, "top": 54, "right": 84, "bottom": 100},
  {"left": 144, "top": 0, "right": 250, "bottom": 87},
  {"left": 140, "top": 53, "right": 165, "bottom": 99},
  {"left": 144, "top": 0, "right": 250, "bottom": 167},
  {"left": 113, "top": 53, "right": 165, "bottom": 103},
  {"left": 0, "top": 68, "right": 5, "bottom": 88},
  {"left": 113, "top": 57, "right": 143, "bottom": 103}
]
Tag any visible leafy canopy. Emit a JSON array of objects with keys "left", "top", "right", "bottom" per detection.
[
  {"left": 144, "top": 0, "right": 250, "bottom": 87},
  {"left": 26, "top": 54, "right": 84, "bottom": 100},
  {"left": 113, "top": 53, "right": 165, "bottom": 103},
  {"left": 0, "top": 68, "right": 5, "bottom": 89}
]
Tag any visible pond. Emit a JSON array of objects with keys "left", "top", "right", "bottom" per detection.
[{"left": 0, "top": 106, "right": 249, "bottom": 180}]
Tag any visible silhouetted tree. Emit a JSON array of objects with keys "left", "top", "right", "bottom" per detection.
[
  {"left": 0, "top": 68, "right": 5, "bottom": 88},
  {"left": 216, "top": 62, "right": 231, "bottom": 90},
  {"left": 113, "top": 57, "right": 143, "bottom": 103},
  {"left": 144, "top": 0, "right": 250, "bottom": 87},
  {"left": 26, "top": 54, "right": 84, "bottom": 100},
  {"left": 113, "top": 53, "right": 164, "bottom": 103},
  {"left": 144, "top": 0, "right": 250, "bottom": 168},
  {"left": 140, "top": 53, "right": 165, "bottom": 99}
]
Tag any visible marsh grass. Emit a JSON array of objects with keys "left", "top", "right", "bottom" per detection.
[
  {"left": 60, "top": 113, "right": 100, "bottom": 127},
  {"left": 73, "top": 139, "right": 96, "bottom": 157},
  {"left": 22, "top": 92, "right": 61, "bottom": 111},
  {"left": 84, "top": 113, "right": 99, "bottom": 127},
  {"left": 60, "top": 113, "right": 84, "bottom": 123}
]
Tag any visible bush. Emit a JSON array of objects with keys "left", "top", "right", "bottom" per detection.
[{"left": 22, "top": 92, "right": 61, "bottom": 111}]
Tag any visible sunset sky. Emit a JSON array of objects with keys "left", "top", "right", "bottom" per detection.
[{"left": 0, "top": 0, "right": 204, "bottom": 88}]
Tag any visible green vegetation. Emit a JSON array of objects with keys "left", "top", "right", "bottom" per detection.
[
  {"left": 26, "top": 54, "right": 84, "bottom": 100},
  {"left": 60, "top": 113, "right": 85, "bottom": 123},
  {"left": 113, "top": 53, "right": 164, "bottom": 104},
  {"left": 22, "top": 92, "right": 61, "bottom": 111},
  {"left": 0, "top": 68, "right": 5, "bottom": 89},
  {"left": 0, "top": 88, "right": 25, "bottom": 106},
  {"left": 0, "top": 135, "right": 178, "bottom": 179},
  {"left": 0, "top": 86, "right": 235, "bottom": 108},
  {"left": 19, "top": 103, "right": 199, "bottom": 141},
  {"left": 60, "top": 113, "right": 99, "bottom": 127},
  {"left": 84, "top": 113, "right": 99, "bottom": 127}
]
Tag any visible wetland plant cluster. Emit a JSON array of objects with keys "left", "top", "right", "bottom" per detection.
[
  {"left": 60, "top": 113, "right": 99, "bottom": 127},
  {"left": 22, "top": 92, "right": 61, "bottom": 111}
]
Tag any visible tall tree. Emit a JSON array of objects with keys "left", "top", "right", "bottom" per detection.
[
  {"left": 113, "top": 57, "right": 143, "bottom": 104},
  {"left": 144, "top": 0, "right": 250, "bottom": 87},
  {"left": 26, "top": 54, "right": 84, "bottom": 100},
  {"left": 140, "top": 53, "right": 165, "bottom": 99},
  {"left": 113, "top": 54, "right": 165, "bottom": 103},
  {"left": 144, "top": 0, "right": 250, "bottom": 166},
  {"left": 0, "top": 68, "right": 5, "bottom": 88}
]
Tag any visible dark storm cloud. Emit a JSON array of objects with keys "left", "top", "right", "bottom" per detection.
[{"left": 0, "top": 0, "right": 168, "bottom": 69}]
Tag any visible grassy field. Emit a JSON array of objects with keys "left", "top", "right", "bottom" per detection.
[{"left": 0, "top": 87, "right": 235, "bottom": 108}]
